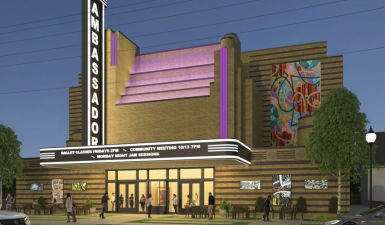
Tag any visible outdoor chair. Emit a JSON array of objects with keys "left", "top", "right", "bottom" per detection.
[
  {"left": 279, "top": 206, "right": 292, "bottom": 220},
  {"left": 184, "top": 205, "right": 190, "bottom": 218},
  {"left": 232, "top": 205, "right": 244, "bottom": 219},
  {"left": 224, "top": 205, "right": 231, "bottom": 218},
  {"left": 83, "top": 204, "right": 91, "bottom": 215},
  {"left": 199, "top": 205, "right": 208, "bottom": 218},
  {"left": 191, "top": 206, "right": 200, "bottom": 218},
  {"left": 23, "top": 204, "right": 31, "bottom": 214},
  {"left": 76, "top": 204, "right": 84, "bottom": 215},
  {"left": 270, "top": 206, "right": 275, "bottom": 219},
  {"left": 33, "top": 204, "right": 41, "bottom": 215}
]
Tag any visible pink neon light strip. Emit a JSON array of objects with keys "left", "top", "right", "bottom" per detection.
[{"left": 220, "top": 46, "right": 228, "bottom": 138}]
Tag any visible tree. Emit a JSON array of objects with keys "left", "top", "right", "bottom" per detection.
[
  {"left": 0, "top": 124, "right": 24, "bottom": 207},
  {"left": 305, "top": 87, "right": 376, "bottom": 217}
]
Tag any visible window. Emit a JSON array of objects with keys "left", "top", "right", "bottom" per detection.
[
  {"left": 118, "top": 170, "right": 136, "bottom": 180},
  {"left": 204, "top": 168, "right": 214, "bottom": 179},
  {"left": 149, "top": 169, "right": 166, "bottom": 180},
  {"left": 180, "top": 168, "right": 201, "bottom": 179},
  {"left": 107, "top": 171, "right": 116, "bottom": 181},
  {"left": 169, "top": 169, "right": 178, "bottom": 179},
  {"left": 139, "top": 170, "right": 147, "bottom": 180}
]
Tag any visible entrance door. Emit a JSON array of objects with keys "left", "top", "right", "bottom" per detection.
[
  {"left": 181, "top": 182, "right": 200, "bottom": 214},
  {"left": 118, "top": 183, "right": 136, "bottom": 213}
]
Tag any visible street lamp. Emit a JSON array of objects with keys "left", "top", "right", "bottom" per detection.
[{"left": 365, "top": 126, "right": 376, "bottom": 209}]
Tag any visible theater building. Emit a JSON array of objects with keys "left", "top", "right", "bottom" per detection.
[{"left": 15, "top": 1, "right": 348, "bottom": 214}]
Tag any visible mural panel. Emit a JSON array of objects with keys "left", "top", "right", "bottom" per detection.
[
  {"left": 272, "top": 175, "right": 291, "bottom": 206},
  {"left": 271, "top": 60, "right": 321, "bottom": 146}
]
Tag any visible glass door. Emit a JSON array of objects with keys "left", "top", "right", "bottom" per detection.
[
  {"left": 118, "top": 183, "right": 136, "bottom": 213},
  {"left": 149, "top": 181, "right": 167, "bottom": 214},
  {"left": 180, "top": 182, "right": 200, "bottom": 214}
]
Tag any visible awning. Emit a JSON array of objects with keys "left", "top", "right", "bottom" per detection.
[{"left": 40, "top": 139, "right": 251, "bottom": 169}]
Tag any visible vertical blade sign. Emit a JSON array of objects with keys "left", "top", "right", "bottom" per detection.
[{"left": 82, "top": 0, "right": 107, "bottom": 146}]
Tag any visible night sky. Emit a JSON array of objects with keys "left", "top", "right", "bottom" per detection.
[{"left": 1, "top": 0, "right": 384, "bottom": 158}]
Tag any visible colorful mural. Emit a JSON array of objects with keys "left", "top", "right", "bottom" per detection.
[{"left": 271, "top": 60, "right": 321, "bottom": 146}]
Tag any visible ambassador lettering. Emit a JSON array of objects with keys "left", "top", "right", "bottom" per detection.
[{"left": 90, "top": 2, "right": 101, "bottom": 145}]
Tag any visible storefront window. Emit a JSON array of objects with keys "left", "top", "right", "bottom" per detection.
[
  {"left": 107, "top": 183, "right": 116, "bottom": 211},
  {"left": 204, "top": 181, "right": 214, "bottom": 205},
  {"left": 138, "top": 182, "right": 148, "bottom": 212},
  {"left": 180, "top": 168, "right": 201, "bottom": 179},
  {"left": 139, "top": 170, "right": 147, "bottom": 180},
  {"left": 168, "top": 182, "right": 178, "bottom": 213},
  {"left": 192, "top": 183, "right": 200, "bottom": 206},
  {"left": 204, "top": 168, "right": 214, "bottom": 179},
  {"left": 169, "top": 169, "right": 178, "bottom": 179},
  {"left": 150, "top": 181, "right": 166, "bottom": 206},
  {"left": 149, "top": 169, "right": 166, "bottom": 180},
  {"left": 107, "top": 171, "right": 116, "bottom": 180},
  {"left": 118, "top": 170, "right": 136, "bottom": 180}
]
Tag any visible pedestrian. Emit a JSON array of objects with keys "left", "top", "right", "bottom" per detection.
[
  {"left": 65, "top": 193, "right": 76, "bottom": 222},
  {"left": 172, "top": 194, "right": 178, "bottom": 215},
  {"left": 72, "top": 203, "right": 77, "bottom": 222},
  {"left": 129, "top": 194, "right": 134, "bottom": 208},
  {"left": 208, "top": 192, "right": 215, "bottom": 220},
  {"left": 146, "top": 194, "right": 152, "bottom": 218},
  {"left": 186, "top": 194, "right": 190, "bottom": 207},
  {"left": 119, "top": 194, "right": 124, "bottom": 208},
  {"left": 140, "top": 194, "right": 146, "bottom": 212},
  {"left": 5, "top": 193, "right": 14, "bottom": 211},
  {"left": 194, "top": 193, "right": 199, "bottom": 206},
  {"left": 111, "top": 193, "right": 115, "bottom": 211},
  {"left": 263, "top": 201, "right": 267, "bottom": 221},
  {"left": 264, "top": 195, "right": 271, "bottom": 221},
  {"left": 100, "top": 192, "right": 109, "bottom": 219},
  {"left": 189, "top": 195, "right": 196, "bottom": 218}
]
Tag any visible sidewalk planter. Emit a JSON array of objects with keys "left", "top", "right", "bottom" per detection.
[
  {"left": 90, "top": 207, "right": 96, "bottom": 214},
  {"left": 219, "top": 209, "right": 226, "bottom": 217}
]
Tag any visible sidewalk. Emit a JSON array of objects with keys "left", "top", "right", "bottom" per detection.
[{"left": 29, "top": 213, "right": 322, "bottom": 225}]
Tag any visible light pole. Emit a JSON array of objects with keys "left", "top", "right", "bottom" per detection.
[{"left": 365, "top": 126, "right": 376, "bottom": 209}]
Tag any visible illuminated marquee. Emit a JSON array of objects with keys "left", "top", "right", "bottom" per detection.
[{"left": 82, "top": 0, "right": 107, "bottom": 146}]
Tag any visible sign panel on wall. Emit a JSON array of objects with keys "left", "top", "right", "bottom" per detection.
[
  {"left": 72, "top": 183, "right": 87, "bottom": 191},
  {"left": 305, "top": 179, "right": 328, "bottom": 190},
  {"left": 40, "top": 139, "right": 250, "bottom": 166},
  {"left": 82, "top": 0, "right": 107, "bottom": 146},
  {"left": 271, "top": 60, "right": 321, "bottom": 146},
  {"left": 272, "top": 175, "right": 291, "bottom": 206},
  {"left": 52, "top": 179, "right": 64, "bottom": 203},
  {"left": 240, "top": 181, "right": 261, "bottom": 190}
]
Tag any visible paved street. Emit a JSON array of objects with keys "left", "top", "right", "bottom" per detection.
[{"left": 29, "top": 214, "right": 322, "bottom": 225}]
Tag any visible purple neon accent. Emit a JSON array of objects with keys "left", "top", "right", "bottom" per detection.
[
  {"left": 220, "top": 46, "right": 228, "bottom": 138},
  {"left": 117, "top": 87, "right": 210, "bottom": 104},
  {"left": 111, "top": 33, "right": 117, "bottom": 66},
  {"left": 131, "top": 44, "right": 221, "bottom": 74},
  {"left": 137, "top": 42, "right": 221, "bottom": 56},
  {"left": 117, "top": 44, "right": 220, "bottom": 105}
]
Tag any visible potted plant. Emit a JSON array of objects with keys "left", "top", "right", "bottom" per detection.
[
  {"left": 219, "top": 199, "right": 232, "bottom": 217},
  {"left": 38, "top": 197, "right": 46, "bottom": 210},
  {"left": 85, "top": 198, "right": 96, "bottom": 214}
]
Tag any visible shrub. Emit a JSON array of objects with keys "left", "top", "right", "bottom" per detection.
[
  {"left": 296, "top": 197, "right": 307, "bottom": 213},
  {"left": 219, "top": 199, "right": 232, "bottom": 210},
  {"left": 85, "top": 198, "right": 95, "bottom": 208},
  {"left": 38, "top": 197, "right": 46, "bottom": 208},
  {"left": 314, "top": 215, "right": 335, "bottom": 222},
  {"left": 328, "top": 197, "right": 338, "bottom": 213},
  {"left": 255, "top": 197, "right": 264, "bottom": 212}
]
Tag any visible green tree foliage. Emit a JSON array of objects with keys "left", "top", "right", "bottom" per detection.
[
  {"left": 329, "top": 197, "right": 338, "bottom": 213},
  {"left": 305, "top": 87, "right": 376, "bottom": 216},
  {"left": 296, "top": 197, "right": 307, "bottom": 213},
  {"left": 0, "top": 124, "right": 24, "bottom": 199},
  {"left": 255, "top": 196, "right": 264, "bottom": 212},
  {"left": 38, "top": 196, "right": 46, "bottom": 208}
]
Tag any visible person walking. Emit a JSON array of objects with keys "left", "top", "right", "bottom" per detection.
[
  {"left": 208, "top": 192, "right": 215, "bottom": 220},
  {"left": 264, "top": 195, "right": 272, "bottom": 221},
  {"left": 146, "top": 194, "right": 152, "bottom": 218},
  {"left": 172, "top": 194, "right": 178, "bottom": 215},
  {"left": 5, "top": 193, "right": 14, "bottom": 211},
  {"left": 263, "top": 201, "right": 268, "bottom": 221},
  {"left": 140, "top": 194, "right": 146, "bottom": 212},
  {"left": 129, "top": 194, "right": 134, "bottom": 208},
  {"left": 65, "top": 193, "right": 76, "bottom": 223},
  {"left": 100, "top": 192, "right": 109, "bottom": 219},
  {"left": 111, "top": 193, "right": 115, "bottom": 211}
]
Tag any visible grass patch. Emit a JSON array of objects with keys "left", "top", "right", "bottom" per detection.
[
  {"left": 231, "top": 222, "right": 251, "bottom": 225},
  {"left": 313, "top": 215, "right": 335, "bottom": 222},
  {"left": 303, "top": 218, "right": 314, "bottom": 221},
  {"left": 160, "top": 216, "right": 179, "bottom": 218}
]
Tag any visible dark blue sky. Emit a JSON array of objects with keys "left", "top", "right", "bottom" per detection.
[{"left": 1, "top": 0, "right": 384, "bottom": 158}]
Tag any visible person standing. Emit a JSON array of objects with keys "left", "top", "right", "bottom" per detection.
[
  {"left": 208, "top": 192, "right": 215, "bottom": 220},
  {"left": 111, "top": 193, "right": 115, "bottom": 211},
  {"left": 172, "top": 194, "right": 178, "bottom": 215},
  {"left": 146, "top": 194, "right": 152, "bottom": 218},
  {"left": 194, "top": 193, "right": 199, "bottom": 206},
  {"left": 140, "top": 194, "right": 146, "bottom": 212},
  {"left": 129, "top": 194, "right": 134, "bottom": 208},
  {"left": 119, "top": 194, "right": 124, "bottom": 208},
  {"left": 65, "top": 193, "right": 76, "bottom": 222},
  {"left": 100, "top": 192, "right": 109, "bottom": 219},
  {"left": 5, "top": 193, "right": 14, "bottom": 211}
]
